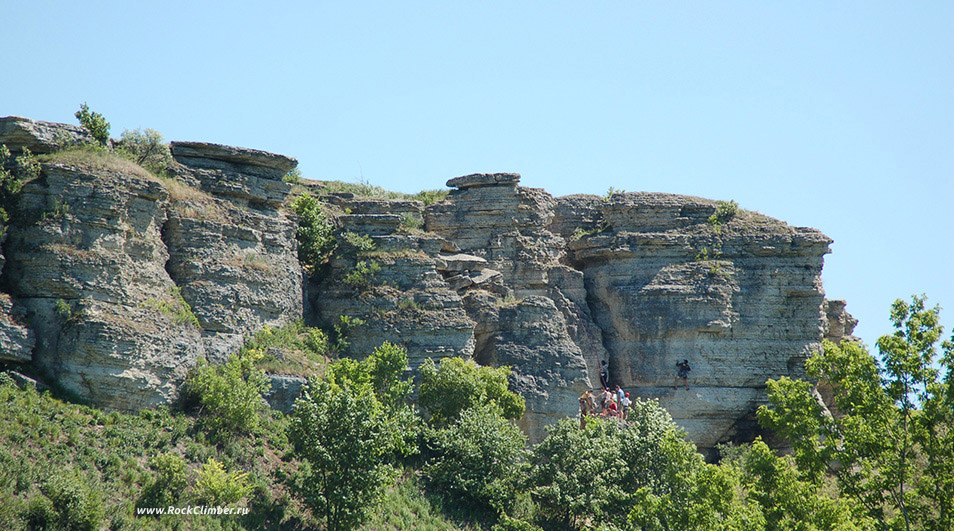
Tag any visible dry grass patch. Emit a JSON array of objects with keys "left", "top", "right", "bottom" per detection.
[{"left": 40, "top": 146, "right": 154, "bottom": 182}]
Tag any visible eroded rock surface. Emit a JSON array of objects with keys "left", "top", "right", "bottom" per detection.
[
  {"left": 0, "top": 117, "right": 841, "bottom": 451},
  {"left": 562, "top": 192, "right": 831, "bottom": 451},
  {"left": 0, "top": 116, "right": 94, "bottom": 154},
  {"left": 310, "top": 195, "right": 475, "bottom": 369},
  {"left": 3, "top": 161, "right": 203, "bottom": 408},
  {"left": 0, "top": 118, "right": 304, "bottom": 409}
]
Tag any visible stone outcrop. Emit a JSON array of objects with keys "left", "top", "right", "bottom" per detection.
[
  {"left": 0, "top": 116, "right": 94, "bottom": 154},
  {"left": 0, "top": 294, "right": 34, "bottom": 362},
  {"left": 0, "top": 117, "right": 304, "bottom": 408},
  {"left": 561, "top": 192, "right": 831, "bottom": 452},
  {"left": 1, "top": 116, "right": 843, "bottom": 453},
  {"left": 2, "top": 159, "right": 203, "bottom": 408},
  {"left": 164, "top": 143, "right": 303, "bottom": 361},
  {"left": 426, "top": 174, "right": 602, "bottom": 439},
  {"left": 310, "top": 195, "right": 475, "bottom": 369}
]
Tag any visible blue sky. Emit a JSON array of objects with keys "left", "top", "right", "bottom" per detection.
[{"left": 3, "top": 1, "right": 952, "bottom": 350}]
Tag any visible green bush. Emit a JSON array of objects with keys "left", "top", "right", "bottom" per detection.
[
  {"left": 344, "top": 259, "right": 381, "bottom": 290},
  {"left": 184, "top": 349, "right": 271, "bottom": 436},
  {"left": 195, "top": 457, "right": 252, "bottom": 505},
  {"left": 331, "top": 315, "right": 366, "bottom": 353},
  {"left": 341, "top": 231, "right": 376, "bottom": 254},
  {"left": 304, "top": 327, "right": 330, "bottom": 354},
  {"left": 74, "top": 103, "right": 110, "bottom": 146},
  {"left": 400, "top": 212, "right": 424, "bottom": 232},
  {"left": 54, "top": 299, "right": 72, "bottom": 321},
  {"left": 423, "top": 403, "right": 528, "bottom": 520},
  {"left": 116, "top": 128, "right": 174, "bottom": 176},
  {"left": 0, "top": 145, "right": 27, "bottom": 238},
  {"left": 407, "top": 189, "right": 449, "bottom": 205},
  {"left": 708, "top": 200, "right": 739, "bottom": 226},
  {"left": 419, "top": 357, "right": 525, "bottom": 427},
  {"left": 138, "top": 452, "right": 187, "bottom": 510},
  {"left": 39, "top": 469, "right": 104, "bottom": 531},
  {"left": 283, "top": 168, "right": 303, "bottom": 184},
  {"left": 140, "top": 286, "right": 200, "bottom": 327},
  {"left": 26, "top": 494, "right": 57, "bottom": 529},
  {"left": 290, "top": 192, "right": 336, "bottom": 271}
]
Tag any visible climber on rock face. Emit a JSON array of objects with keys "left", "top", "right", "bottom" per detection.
[
  {"left": 674, "top": 359, "right": 691, "bottom": 390},
  {"left": 599, "top": 360, "right": 609, "bottom": 389}
]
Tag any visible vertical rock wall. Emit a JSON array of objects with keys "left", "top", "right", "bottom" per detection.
[
  {"left": 3, "top": 161, "right": 203, "bottom": 408},
  {"left": 426, "top": 174, "right": 599, "bottom": 440},
  {"left": 310, "top": 196, "right": 475, "bottom": 368},
  {"left": 562, "top": 193, "right": 832, "bottom": 451},
  {"left": 0, "top": 118, "right": 305, "bottom": 409}
]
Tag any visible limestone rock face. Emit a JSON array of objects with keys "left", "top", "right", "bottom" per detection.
[
  {"left": 311, "top": 196, "right": 475, "bottom": 369},
  {"left": 468, "top": 294, "right": 590, "bottom": 442},
  {"left": 564, "top": 192, "right": 832, "bottom": 452},
  {"left": 169, "top": 142, "right": 296, "bottom": 209},
  {"left": 823, "top": 299, "right": 859, "bottom": 344},
  {"left": 427, "top": 174, "right": 600, "bottom": 440},
  {"left": 160, "top": 143, "right": 302, "bottom": 361},
  {"left": 0, "top": 119, "right": 305, "bottom": 409},
  {"left": 0, "top": 294, "right": 34, "bottom": 362},
  {"left": 0, "top": 116, "right": 94, "bottom": 154},
  {"left": 0, "top": 116, "right": 842, "bottom": 451},
  {"left": 3, "top": 162, "right": 203, "bottom": 408}
]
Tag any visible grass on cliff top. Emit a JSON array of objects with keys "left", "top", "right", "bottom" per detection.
[
  {"left": 39, "top": 144, "right": 155, "bottom": 181},
  {"left": 301, "top": 179, "right": 450, "bottom": 205}
]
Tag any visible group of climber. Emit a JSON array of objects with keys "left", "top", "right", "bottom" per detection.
[
  {"left": 579, "top": 386, "right": 631, "bottom": 425},
  {"left": 581, "top": 358, "right": 693, "bottom": 428}
]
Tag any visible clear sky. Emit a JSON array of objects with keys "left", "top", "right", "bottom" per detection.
[{"left": 3, "top": 1, "right": 952, "bottom": 350}]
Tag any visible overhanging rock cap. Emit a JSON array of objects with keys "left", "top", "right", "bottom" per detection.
[
  {"left": 446, "top": 172, "right": 520, "bottom": 189},
  {"left": 170, "top": 141, "right": 298, "bottom": 177}
]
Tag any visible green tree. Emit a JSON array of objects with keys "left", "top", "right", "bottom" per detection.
[
  {"left": 527, "top": 417, "right": 630, "bottom": 530},
  {"left": 423, "top": 402, "right": 529, "bottom": 520},
  {"left": 117, "top": 128, "right": 174, "bottom": 175},
  {"left": 419, "top": 357, "right": 525, "bottom": 427},
  {"left": 758, "top": 295, "right": 953, "bottom": 531},
  {"left": 290, "top": 192, "right": 336, "bottom": 272},
  {"left": 74, "top": 103, "right": 110, "bottom": 145},
  {"left": 0, "top": 145, "right": 24, "bottom": 238},
  {"left": 289, "top": 343, "right": 416, "bottom": 531}
]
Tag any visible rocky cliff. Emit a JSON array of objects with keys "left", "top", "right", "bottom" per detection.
[{"left": 1, "top": 116, "right": 844, "bottom": 453}]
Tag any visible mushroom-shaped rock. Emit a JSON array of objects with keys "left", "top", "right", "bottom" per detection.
[{"left": 446, "top": 172, "right": 520, "bottom": 189}]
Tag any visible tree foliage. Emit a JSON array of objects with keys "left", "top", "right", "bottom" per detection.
[
  {"left": 184, "top": 349, "right": 271, "bottom": 436},
  {"left": 419, "top": 357, "right": 525, "bottom": 427},
  {"left": 423, "top": 402, "right": 529, "bottom": 519},
  {"left": 0, "top": 145, "right": 36, "bottom": 238},
  {"left": 759, "top": 295, "right": 954, "bottom": 531},
  {"left": 289, "top": 343, "right": 416, "bottom": 531},
  {"left": 74, "top": 103, "right": 110, "bottom": 145},
  {"left": 116, "top": 128, "right": 174, "bottom": 176},
  {"left": 290, "top": 191, "right": 336, "bottom": 272}
]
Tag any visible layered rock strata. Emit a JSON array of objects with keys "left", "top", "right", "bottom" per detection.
[
  {"left": 0, "top": 118, "right": 304, "bottom": 408},
  {"left": 426, "top": 174, "right": 599, "bottom": 439},
  {"left": 164, "top": 142, "right": 303, "bottom": 361},
  {"left": 0, "top": 116, "right": 841, "bottom": 453},
  {"left": 310, "top": 195, "right": 475, "bottom": 368},
  {"left": 562, "top": 192, "right": 832, "bottom": 451},
  {"left": 3, "top": 160, "right": 203, "bottom": 408}
]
